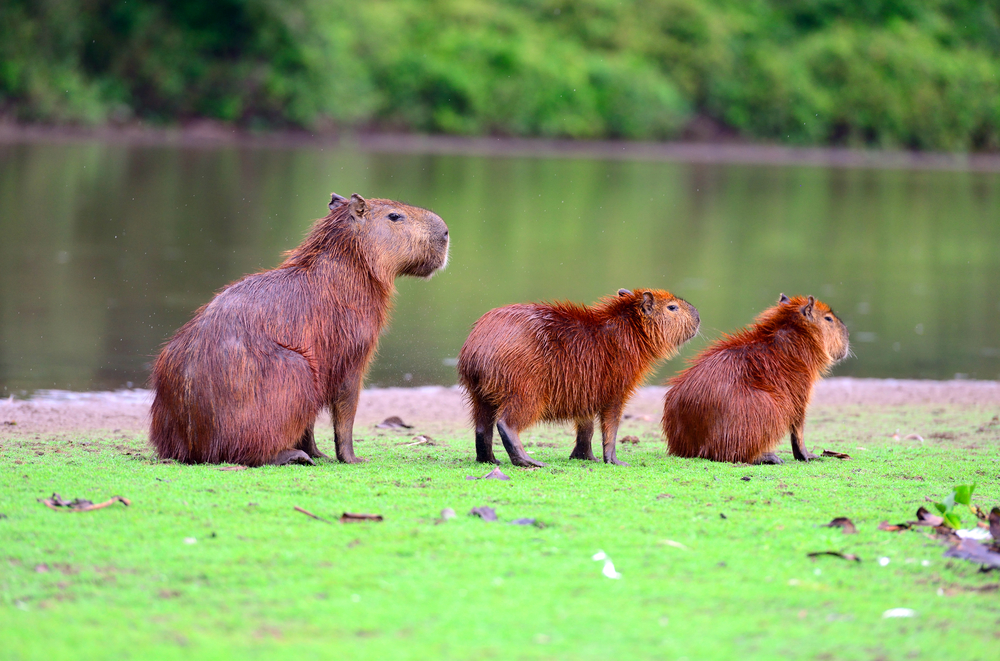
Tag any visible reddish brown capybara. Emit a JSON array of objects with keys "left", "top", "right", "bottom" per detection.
[
  {"left": 662, "top": 294, "right": 850, "bottom": 464},
  {"left": 458, "top": 288, "right": 700, "bottom": 467},
  {"left": 150, "top": 193, "right": 449, "bottom": 466}
]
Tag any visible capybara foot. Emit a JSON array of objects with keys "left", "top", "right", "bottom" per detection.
[
  {"left": 337, "top": 454, "right": 368, "bottom": 464},
  {"left": 477, "top": 455, "right": 502, "bottom": 465},
  {"left": 605, "top": 457, "right": 630, "bottom": 466},
  {"left": 568, "top": 448, "right": 598, "bottom": 461},
  {"left": 795, "top": 449, "right": 820, "bottom": 461},
  {"left": 753, "top": 452, "right": 784, "bottom": 465},
  {"left": 269, "top": 449, "right": 316, "bottom": 466},
  {"left": 511, "top": 455, "right": 547, "bottom": 468}
]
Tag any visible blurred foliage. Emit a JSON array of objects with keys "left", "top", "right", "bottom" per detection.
[{"left": 2, "top": 0, "right": 1000, "bottom": 149}]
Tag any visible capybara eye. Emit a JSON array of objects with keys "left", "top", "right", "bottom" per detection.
[
  {"left": 388, "top": 213, "right": 402, "bottom": 221},
  {"left": 667, "top": 304, "right": 679, "bottom": 311},
  {"left": 825, "top": 316, "right": 833, "bottom": 322}
]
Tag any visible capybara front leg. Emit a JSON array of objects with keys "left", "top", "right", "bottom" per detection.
[
  {"left": 296, "top": 426, "right": 329, "bottom": 459},
  {"left": 600, "top": 407, "right": 628, "bottom": 466},
  {"left": 753, "top": 452, "right": 784, "bottom": 465},
  {"left": 790, "top": 419, "right": 818, "bottom": 461},
  {"left": 268, "top": 449, "right": 316, "bottom": 466},
  {"left": 331, "top": 383, "right": 365, "bottom": 464},
  {"left": 496, "top": 420, "right": 546, "bottom": 468},
  {"left": 569, "top": 418, "right": 597, "bottom": 461}
]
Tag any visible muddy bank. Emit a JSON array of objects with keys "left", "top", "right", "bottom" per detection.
[{"left": 1, "top": 378, "right": 997, "bottom": 441}]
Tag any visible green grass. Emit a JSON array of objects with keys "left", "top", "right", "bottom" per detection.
[{"left": 2, "top": 404, "right": 999, "bottom": 660}]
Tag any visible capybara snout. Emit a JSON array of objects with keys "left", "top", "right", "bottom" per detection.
[{"left": 330, "top": 193, "right": 450, "bottom": 279}]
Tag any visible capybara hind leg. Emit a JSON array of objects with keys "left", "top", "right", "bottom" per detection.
[
  {"left": 753, "top": 452, "right": 784, "bottom": 465},
  {"left": 496, "top": 420, "right": 546, "bottom": 468},
  {"left": 268, "top": 449, "right": 316, "bottom": 466},
  {"left": 472, "top": 398, "right": 500, "bottom": 464},
  {"left": 296, "top": 426, "right": 328, "bottom": 459},
  {"left": 790, "top": 418, "right": 819, "bottom": 461},
  {"left": 568, "top": 418, "right": 597, "bottom": 461},
  {"left": 331, "top": 377, "right": 366, "bottom": 463},
  {"left": 600, "top": 407, "right": 628, "bottom": 466}
]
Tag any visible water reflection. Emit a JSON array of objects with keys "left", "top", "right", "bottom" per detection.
[{"left": 0, "top": 140, "right": 997, "bottom": 394}]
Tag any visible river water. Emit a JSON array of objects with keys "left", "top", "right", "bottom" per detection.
[{"left": 1, "top": 139, "right": 998, "bottom": 395}]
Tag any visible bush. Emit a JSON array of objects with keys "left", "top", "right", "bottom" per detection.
[{"left": 1, "top": 0, "right": 999, "bottom": 150}]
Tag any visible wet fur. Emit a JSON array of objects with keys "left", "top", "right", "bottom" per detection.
[
  {"left": 458, "top": 289, "right": 700, "bottom": 466},
  {"left": 662, "top": 295, "right": 850, "bottom": 464},
  {"left": 150, "top": 194, "right": 449, "bottom": 466}
]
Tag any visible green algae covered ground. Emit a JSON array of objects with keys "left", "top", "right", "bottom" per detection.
[{"left": 2, "top": 403, "right": 999, "bottom": 660}]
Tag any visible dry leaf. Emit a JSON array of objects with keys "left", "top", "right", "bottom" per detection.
[
  {"left": 217, "top": 466, "right": 248, "bottom": 471},
  {"left": 40, "top": 493, "right": 130, "bottom": 512},
  {"left": 944, "top": 538, "right": 1000, "bottom": 569},
  {"left": 375, "top": 416, "right": 413, "bottom": 430},
  {"left": 878, "top": 520, "right": 911, "bottom": 532},
  {"left": 340, "top": 512, "right": 384, "bottom": 523},
  {"left": 823, "top": 517, "right": 857, "bottom": 534},
  {"left": 989, "top": 507, "right": 1000, "bottom": 541},
  {"left": 821, "top": 450, "right": 851, "bottom": 459},
  {"left": 619, "top": 436, "right": 640, "bottom": 445},
  {"left": 807, "top": 551, "right": 861, "bottom": 562},
  {"left": 466, "top": 467, "right": 511, "bottom": 481},
  {"left": 470, "top": 506, "right": 497, "bottom": 521},
  {"left": 913, "top": 506, "right": 944, "bottom": 527}
]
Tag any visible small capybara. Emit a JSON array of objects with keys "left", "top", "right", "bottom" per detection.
[
  {"left": 662, "top": 294, "right": 849, "bottom": 464},
  {"left": 150, "top": 193, "right": 449, "bottom": 466},
  {"left": 458, "top": 289, "right": 700, "bottom": 467}
]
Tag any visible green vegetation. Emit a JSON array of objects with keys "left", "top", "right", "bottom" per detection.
[
  {"left": 2, "top": 404, "right": 999, "bottom": 659},
  {"left": 3, "top": 1, "right": 1000, "bottom": 150}
]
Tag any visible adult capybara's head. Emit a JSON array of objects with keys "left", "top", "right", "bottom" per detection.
[
  {"left": 332, "top": 193, "right": 449, "bottom": 279},
  {"left": 615, "top": 288, "right": 700, "bottom": 357},
  {"left": 775, "top": 293, "right": 850, "bottom": 365}
]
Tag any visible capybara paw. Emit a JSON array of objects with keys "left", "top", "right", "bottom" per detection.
[
  {"left": 796, "top": 451, "right": 820, "bottom": 461},
  {"left": 568, "top": 451, "right": 598, "bottom": 461},
  {"left": 753, "top": 452, "right": 784, "bottom": 465},
  {"left": 607, "top": 458, "right": 630, "bottom": 466},
  {"left": 511, "top": 456, "right": 547, "bottom": 468},
  {"left": 477, "top": 456, "right": 502, "bottom": 465},
  {"left": 269, "top": 449, "right": 316, "bottom": 466},
  {"left": 338, "top": 454, "right": 368, "bottom": 464}
]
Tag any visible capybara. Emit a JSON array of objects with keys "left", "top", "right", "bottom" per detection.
[
  {"left": 662, "top": 294, "right": 849, "bottom": 464},
  {"left": 458, "top": 288, "right": 700, "bottom": 467},
  {"left": 150, "top": 193, "right": 449, "bottom": 466}
]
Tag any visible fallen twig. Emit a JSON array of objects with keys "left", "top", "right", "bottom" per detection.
[
  {"left": 40, "top": 493, "right": 130, "bottom": 512},
  {"left": 294, "top": 506, "right": 334, "bottom": 524}
]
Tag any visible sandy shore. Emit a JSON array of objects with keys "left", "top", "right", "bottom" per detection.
[{"left": 1, "top": 378, "right": 998, "bottom": 441}]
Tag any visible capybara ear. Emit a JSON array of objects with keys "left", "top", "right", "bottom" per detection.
[
  {"left": 618, "top": 288, "right": 633, "bottom": 297},
  {"left": 329, "top": 193, "right": 348, "bottom": 211},
  {"left": 801, "top": 295, "right": 815, "bottom": 319},
  {"left": 349, "top": 193, "right": 369, "bottom": 220},
  {"left": 779, "top": 293, "right": 790, "bottom": 304},
  {"left": 641, "top": 291, "right": 655, "bottom": 315}
]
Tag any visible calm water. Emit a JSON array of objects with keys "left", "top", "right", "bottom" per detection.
[{"left": 1, "top": 140, "right": 998, "bottom": 395}]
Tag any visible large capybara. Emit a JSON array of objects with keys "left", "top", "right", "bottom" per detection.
[
  {"left": 458, "top": 288, "right": 700, "bottom": 467},
  {"left": 150, "top": 193, "right": 449, "bottom": 466},
  {"left": 662, "top": 294, "right": 850, "bottom": 464}
]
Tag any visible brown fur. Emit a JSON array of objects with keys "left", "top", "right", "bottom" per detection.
[
  {"left": 458, "top": 289, "right": 700, "bottom": 467},
  {"left": 150, "top": 193, "right": 449, "bottom": 466},
  {"left": 662, "top": 294, "right": 850, "bottom": 464}
]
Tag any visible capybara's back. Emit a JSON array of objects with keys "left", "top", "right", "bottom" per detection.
[
  {"left": 459, "top": 288, "right": 699, "bottom": 466},
  {"left": 150, "top": 193, "right": 449, "bottom": 466},
  {"left": 663, "top": 294, "right": 849, "bottom": 464}
]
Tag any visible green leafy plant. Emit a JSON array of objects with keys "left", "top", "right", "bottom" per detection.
[{"left": 934, "top": 483, "right": 977, "bottom": 529}]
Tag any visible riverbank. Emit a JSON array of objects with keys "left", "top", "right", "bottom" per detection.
[
  {"left": 4, "top": 124, "right": 1000, "bottom": 173},
  {"left": 2, "top": 378, "right": 998, "bottom": 444}
]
